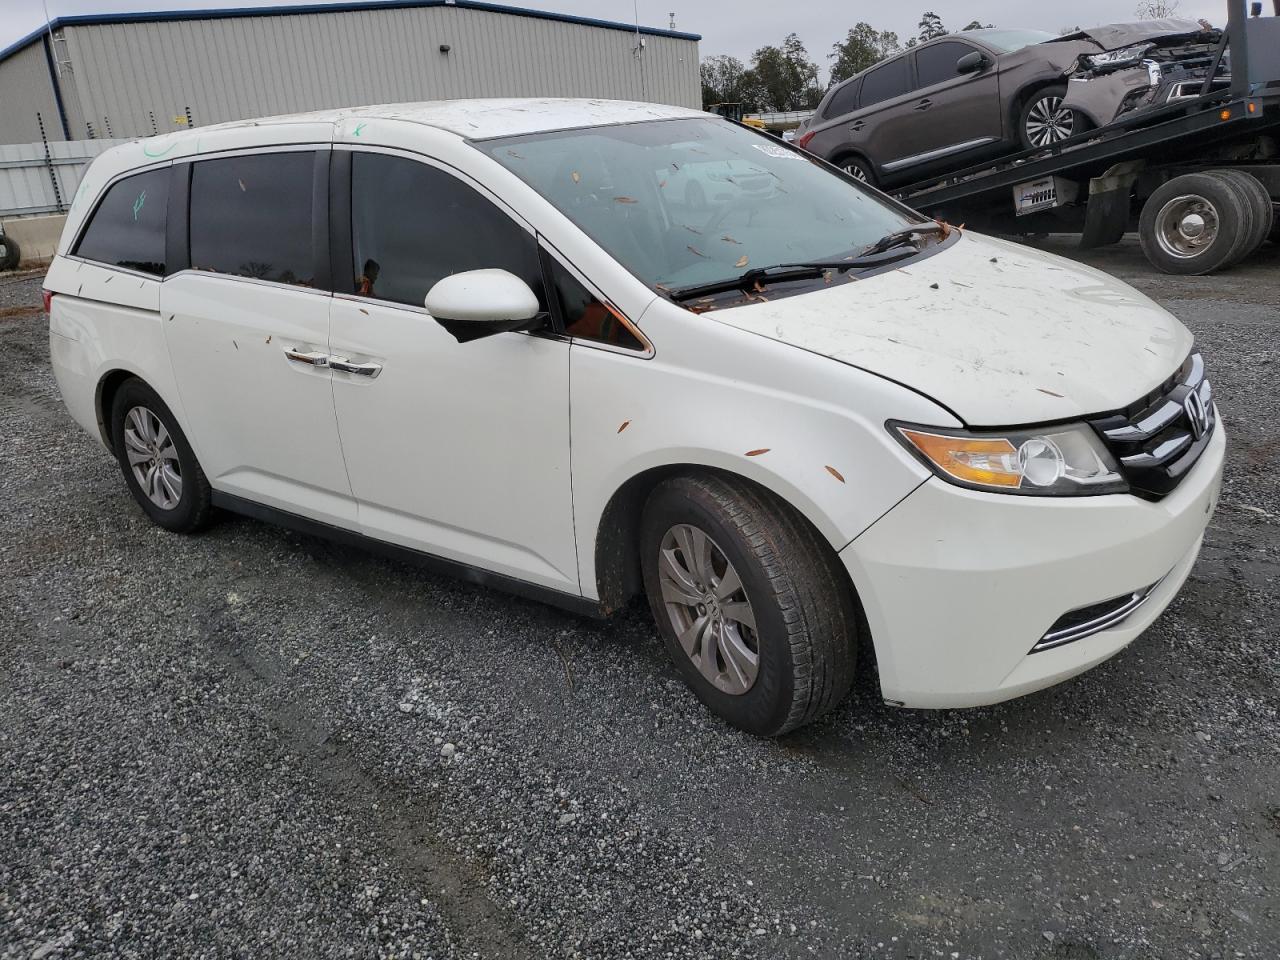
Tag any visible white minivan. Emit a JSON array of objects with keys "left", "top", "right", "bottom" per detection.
[{"left": 46, "top": 99, "right": 1223, "bottom": 736}]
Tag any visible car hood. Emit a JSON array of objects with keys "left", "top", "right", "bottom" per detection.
[
  {"left": 1056, "top": 18, "right": 1210, "bottom": 50},
  {"left": 708, "top": 233, "right": 1192, "bottom": 426}
]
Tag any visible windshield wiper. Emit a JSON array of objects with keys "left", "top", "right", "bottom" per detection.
[
  {"left": 667, "top": 246, "right": 923, "bottom": 303},
  {"left": 857, "top": 222, "right": 947, "bottom": 257}
]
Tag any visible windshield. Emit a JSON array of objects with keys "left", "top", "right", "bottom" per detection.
[
  {"left": 970, "top": 28, "right": 1056, "bottom": 53},
  {"left": 478, "top": 118, "right": 921, "bottom": 292}
]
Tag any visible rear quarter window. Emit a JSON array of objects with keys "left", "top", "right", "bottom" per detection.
[
  {"left": 74, "top": 168, "right": 169, "bottom": 275},
  {"left": 823, "top": 79, "right": 862, "bottom": 120}
]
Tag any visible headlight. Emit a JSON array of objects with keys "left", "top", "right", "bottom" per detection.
[
  {"left": 891, "top": 421, "right": 1127, "bottom": 496},
  {"left": 1081, "top": 43, "right": 1153, "bottom": 71}
]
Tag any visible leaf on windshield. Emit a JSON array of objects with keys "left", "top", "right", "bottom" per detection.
[
  {"left": 614, "top": 197, "right": 638, "bottom": 204},
  {"left": 571, "top": 171, "right": 581, "bottom": 183},
  {"left": 506, "top": 149, "right": 525, "bottom": 159},
  {"left": 687, "top": 245, "right": 707, "bottom": 258},
  {"left": 752, "top": 280, "right": 766, "bottom": 293},
  {"left": 683, "top": 224, "right": 702, "bottom": 235},
  {"left": 823, "top": 270, "right": 834, "bottom": 283},
  {"left": 720, "top": 235, "right": 741, "bottom": 244},
  {"left": 735, "top": 255, "right": 749, "bottom": 268}
]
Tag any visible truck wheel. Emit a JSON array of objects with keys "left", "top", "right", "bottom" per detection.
[
  {"left": 1214, "top": 169, "right": 1273, "bottom": 262},
  {"left": 640, "top": 473, "right": 859, "bottom": 737},
  {"left": 1139, "top": 172, "right": 1250, "bottom": 275},
  {"left": 0, "top": 234, "right": 20, "bottom": 271}
]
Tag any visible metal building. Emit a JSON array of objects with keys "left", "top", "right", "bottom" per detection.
[{"left": 0, "top": 0, "right": 701, "bottom": 146}]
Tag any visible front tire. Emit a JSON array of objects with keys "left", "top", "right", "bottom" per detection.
[
  {"left": 1019, "top": 86, "right": 1088, "bottom": 150},
  {"left": 640, "top": 473, "right": 858, "bottom": 736},
  {"left": 110, "top": 377, "right": 212, "bottom": 533}
]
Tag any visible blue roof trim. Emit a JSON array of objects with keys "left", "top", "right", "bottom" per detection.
[{"left": 0, "top": 0, "right": 701, "bottom": 65}]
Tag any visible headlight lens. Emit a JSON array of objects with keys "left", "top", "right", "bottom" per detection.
[
  {"left": 1082, "top": 43, "right": 1153, "bottom": 71},
  {"left": 894, "top": 422, "right": 1127, "bottom": 496}
]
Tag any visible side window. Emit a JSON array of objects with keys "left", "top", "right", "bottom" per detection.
[
  {"left": 823, "top": 79, "right": 862, "bottom": 119},
  {"left": 915, "top": 41, "right": 978, "bottom": 89},
  {"left": 858, "top": 57, "right": 912, "bottom": 108},
  {"left": 74, "top": 168, "right": 169, "bottom": 275},
  {"left": 350, "top": 151, "right": 543, "bottom": 309},
  {"left": 550, "top": 258, "right": 644, "bottom": 351},
  {"left": 189, "top": 152, "right": 315, "bottom": 286}
]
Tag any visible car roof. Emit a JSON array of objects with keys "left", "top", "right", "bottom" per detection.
[{"left": 157, "top": 98, "right": 707, "bottom": 143}]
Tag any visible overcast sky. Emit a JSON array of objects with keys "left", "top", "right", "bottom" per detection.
[{"left": 3, "top": 0, "right": 1230, "bottom": 80}]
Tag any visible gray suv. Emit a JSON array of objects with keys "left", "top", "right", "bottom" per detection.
[{"left": 799, "top": 21, "right": 1225, "bottom": 189}]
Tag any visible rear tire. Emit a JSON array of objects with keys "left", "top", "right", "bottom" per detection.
[
  {"left": 640, "top": 473, "right": 858, "bottom": 737},
  {"left": 835, "top": 155, "right": 877, "bottom": 188},
  {"left": 1215, "top": 169, "right": 1273, "bottom": 262},
  {"left": 1138, "top": 172, "right": 1249, "bottom": 275},
  {"left": 110, "top": 377, "right": 212, "bottom": 533}
]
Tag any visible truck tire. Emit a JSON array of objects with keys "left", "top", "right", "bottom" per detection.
[
  {"left": 1139, "top": 172, "right": 1250, "bottom": 275},
  {"left": 640, "top": 472, "right": 859, "bottom": 737},
  {"left": 0, "top": 234, "right": 20, "bottom": 271},
  {"left": 1214, "top": 169, "right": 1273, "bottom": 261}
]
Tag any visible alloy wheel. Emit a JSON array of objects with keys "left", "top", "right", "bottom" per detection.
[
  {"left": 1025, "top": 96, "right": 1075, "bottom": 147},
  {"left": 842, "top": 161, "right": 869, "bottom": 182},
  {"left": 657, "top": 523, "right": 760, "bottom": 695},
  {"left": 123, "top": 405, "right": 182, "bottom": 510}
]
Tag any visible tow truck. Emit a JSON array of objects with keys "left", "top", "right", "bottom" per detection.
[{"left": 871, "top": 0, "right": 1280, "bottom": 275}]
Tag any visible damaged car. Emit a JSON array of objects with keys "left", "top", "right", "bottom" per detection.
[
  {"left": 47, "top": 100, "right": 1223, "bottom": 736},
  {"left": 799, "top": 19, "right": 1227, "bottom": 188}
]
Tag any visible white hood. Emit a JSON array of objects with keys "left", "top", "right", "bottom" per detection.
[{"left": 710, "top": 233, "right": 1192, "bottom": 426}]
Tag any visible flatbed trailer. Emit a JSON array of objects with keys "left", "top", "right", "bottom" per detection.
[{"left": 893, "top": 0, "right": 1280, "bottom": 274}]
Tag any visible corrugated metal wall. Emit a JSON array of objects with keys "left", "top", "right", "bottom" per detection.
[
  {"left": 37, "top": 6, "right": 698, "bottom": 142},
  {"left": 0, "top": 138, "right": 125, "bottom": 216},
  {"left": 0, "top": 41, "right": 65, "bottom": 146}
]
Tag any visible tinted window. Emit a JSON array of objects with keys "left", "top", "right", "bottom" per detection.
[
  {"left": 859, "top": 57, "right": 912, "bottom": 107},
  {"left": 190, "top": 152, "right": 315, "bottom": 286},
  {"left": 823, "top": 79, "right": 861, "bottom": 119},
  {"left": 552, "top": 259, "right": 643, "bottom": 350},
  {"left": 350, "top": 152, "right": 543, "bottom": 309},
  {"left": 915, "top": 41, "right": 978, "bottom": 88},
  {"left": 74, "top": 168, "right": 168, "bottom": 275}
]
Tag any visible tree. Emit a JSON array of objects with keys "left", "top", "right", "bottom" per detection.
[
  {"left": 828, "top": 23, "right": 902, "bottom": 85},
  {"left": 700, "top": 55, "right": 757, "bottom": 110},
  {"left": 918, "top": 12, "right": 947, "bottom": 41},
  {"left": 749, "top": 33, "right": 821, "bottom": 111},
  {"left": 962, "top": 20, "right": 993, "bottom": 30},
  {"left": 1135, "top": 0, "right": 1180, "bottom": 16}
]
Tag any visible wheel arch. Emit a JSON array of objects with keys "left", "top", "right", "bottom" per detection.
[
  {"left": 590, "top": 461, "right": 855, "bottom": 614},
  {"left": 1009, "top": 77, "right": 1070, "bottom": 136},
  {"left": 95, "top": 366, "right": 185, "bottom": 454}
]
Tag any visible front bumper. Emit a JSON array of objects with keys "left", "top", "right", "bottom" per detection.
[{"left": 841, "top": 419, "right": 1225, "bottom": 709}]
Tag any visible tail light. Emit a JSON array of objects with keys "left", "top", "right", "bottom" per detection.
[
  {"left": 797, "top": 130, "right": 816, "bottom": 151},
  {"left": 42, "top": 289, "right": 54, "bottom": 313}
]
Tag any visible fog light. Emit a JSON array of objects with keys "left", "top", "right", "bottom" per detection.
[{"left": 1017, "top": 437, "right": 1065, "bottom": 487}]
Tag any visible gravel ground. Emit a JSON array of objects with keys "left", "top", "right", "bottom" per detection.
[{"left": 1, "top": 238, "right": 1278, "bottom": 960}]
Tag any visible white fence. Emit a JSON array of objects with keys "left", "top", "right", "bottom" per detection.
[{"left": 0, "top": 139, "right": 125, "bottom": 218}]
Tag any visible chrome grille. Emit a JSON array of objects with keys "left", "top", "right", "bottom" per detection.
[{"left": 1090, "top": 352, "right": 1215, "bottom": 499}]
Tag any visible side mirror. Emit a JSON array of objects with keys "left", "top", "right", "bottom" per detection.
[
  {"left": 956, "top": 51, "right": 989, "bottom": 74},
  {"left": 425, "top": 269, "right": 544, "bottom": 343}
]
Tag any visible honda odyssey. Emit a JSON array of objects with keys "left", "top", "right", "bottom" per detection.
[{"left": 45, "top": 99, "right": 1224, "bottom": 736}]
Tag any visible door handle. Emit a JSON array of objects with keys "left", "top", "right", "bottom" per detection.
[
  {"left": 285, "top": 348, "right": 330, "bottom": 367},
  {"left": 850, "top": 119, "right": 866, "bottom": 131},
  {"left": 915, "top": 99, "right": 933, "bottom": 111},
  {"left": 330, "top": 357, "right": 383, "bottom": 378}
]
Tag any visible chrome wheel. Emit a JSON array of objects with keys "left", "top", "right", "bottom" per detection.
[
  {"left": 123, "top": 405, "right": 182, "bottom": 510},
  {"left": 1025, "top": 96, "right": 1075, "bottom": 146},
  {"left": 1153, "top": 194, "right": 1219, "bottom": 260},
  {"left": 657, "top": 524, "right": 760, "bottom": 695}
]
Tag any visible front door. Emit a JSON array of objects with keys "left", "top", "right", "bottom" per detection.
[
  {"left": 327, "top": 148, "right": 578, "bottom": 594},
  {"left": 162, "top": 149, "right": 355, "bottom": 527}
]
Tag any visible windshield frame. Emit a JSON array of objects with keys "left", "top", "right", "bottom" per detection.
[
  {"left": 965, "top": 28, "right": 1057, "bottom": 54},
  {"left": 472, "top": 117, "right": 939, "bottom": 307}
]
